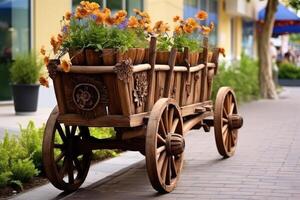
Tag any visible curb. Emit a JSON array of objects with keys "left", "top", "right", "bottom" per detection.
[{"left": 10, "top": 151, "right": 144, "bottom": 200}]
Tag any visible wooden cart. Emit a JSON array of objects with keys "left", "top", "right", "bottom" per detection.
[{"left": 42, "top": 37, "right": 243, "bottom": 193}]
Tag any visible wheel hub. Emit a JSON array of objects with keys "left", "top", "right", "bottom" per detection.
[
  {"left": 228, "top": 114, "right": 243, "bottom": 130},
  {"left": 165, "top": 133, "right": 185, "bottom": 156}
]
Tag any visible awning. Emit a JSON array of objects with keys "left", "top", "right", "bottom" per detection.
[{"left": 258, "top": 3, "right": 300, "bottom": 36}]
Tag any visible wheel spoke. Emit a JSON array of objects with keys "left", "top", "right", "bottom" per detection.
[
  {"left": 59, "top": 158, "right": 68, "bottom": 179},
  {"left": 65, "top": 126, "right": 71, "bottom": 137},
  {"left": 223, "top": 128, "right": 228, "bottom": 143},
  {"left": 222, "top": 118, "right": 228, "bottom": 124},
  {"left": 170, "top": 118, "right": 179, "bottom": 133},
  {"left": 229, "top": 103, "right": 235, "bottom": 115},
  {"left": 170, "top": 156, "right": 177, "bottom": 178},
  {"left": 159, "top": 119, "right": 167, "bottom": 138},
  {"left": 67, "top": 158, "right": 74, "bottom": 184},
  {"left": 157, "top": 151, "right": 166, "bottom": 172},
  {"left": 227, "top": 132, "right": 231, "bottom": 152},
  {"left": 157, "top": 145, "right": 166, "bottom": 155},
  {"left": 227, "top": 94, "right": 232, "bottom": 112},
  {"left": 74, "top": 157, "right": 83, "bottom": 175},
  {"left": 56, "top": 123, "right": 67, "bottom": 143},
  {"left": 71, "top": 125, "right": 77, "bottom": 136},
  {"left": 55, "top": 151, "right": 65, "bottom": 163},
  {"left": 157, "top": 134, "right": 166, "bottom": 145},
  {"left": 161, "top": 156, "right": 168, "bottom": 182},
  {"left": 166, "top": 157, "right": 171, "bottom": 185},
  {"left": 222, "top": 124, "right": 228, "bottom": 134},
  {"left": 223, "top": 107, "right": 228, "bottom": 118},
  {"left": 168, "top": 107, "right": 174, "bottom": 132}
]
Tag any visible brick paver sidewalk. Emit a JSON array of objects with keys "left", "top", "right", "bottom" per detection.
[{"left": 64, "top": 87, "right": 300, "bottom": 199}]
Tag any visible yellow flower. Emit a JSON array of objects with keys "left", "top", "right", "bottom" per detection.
[
  {"left": 40, "top": 46, "right": 46, "bottom": 56},
  {"left": 195, "top": 10, "right": 208, "bottom": 20},
  {"left": 44, "top": 56, "right": 50, "bottom": 65},
  {"left": 127, "top": 16, "right": 139, "bottom": 28},
  {"left": 39, "top": 77, "right": 49, "bottom": 88},
  {"left": 65, "top": 11, "right": 72, "bottom": 20},
  {"left": 61, "top": 59, "right": 71, "bottom": 72}
]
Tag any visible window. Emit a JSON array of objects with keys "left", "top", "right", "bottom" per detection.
[
  {"left": 184, "top": 0, "right": 218, "bottom": 45},
  {"left": 72, "top": 0, "right": 143, "bottom": 14},
  {"left": 0, "top": 0, "right": 31, "bottom": 60},
  {"left": 242, "top": 20, "right": 254, "bottom": 57}
]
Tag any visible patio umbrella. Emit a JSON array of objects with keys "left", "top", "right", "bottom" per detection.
[{"left": 258, "top": 3, "right": 300, "bottom": 36}]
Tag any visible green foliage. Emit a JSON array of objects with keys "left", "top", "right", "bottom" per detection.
[
  {"left": 10, "top": 53, "right": 43, "bottom": 84},
  {"left": 173, "top": 34, "right": 201, "bottom": 52},
  {"left": 0, "top": 122, "right": 119, "bottom": 189},
  {"left": 212, "top": 54, "right": 260, "bottom": 103},
  {"left": 103, "top": 27, "right": 136, "bottom": 52},
  {"left": 157, "top": 35, "right": 172, "bottom": 51},
  {"left": 278, "top": 62, "right": 300, "bottom": 79},
  {"left": 11, "top": 159, "right": 39, "bottom": 183}
]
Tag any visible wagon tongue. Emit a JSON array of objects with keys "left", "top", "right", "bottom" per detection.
[{"left": 165, "top": 133, "right": 185, "bottom": 156}]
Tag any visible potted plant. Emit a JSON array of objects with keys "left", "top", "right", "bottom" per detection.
[{"left": 10, "top": 53, "right": 43, "bottom": 115}]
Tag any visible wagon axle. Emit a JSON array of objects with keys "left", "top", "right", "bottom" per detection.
[{"left": 165, "top": 133, "right": 185, "bottom": 156}]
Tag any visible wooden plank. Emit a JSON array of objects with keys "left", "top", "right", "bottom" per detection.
[
  {"left": 181, "top": 101, "right": 212, "bottom": 117},
  {"left": 57, "top": 112, "right": 148, "bottom": 127},
  {"left": 117, "top": 79, "right": 132, "bottom": 116},
  {"left": 53, "top": 73, "right": 67, "bottom": 114},
  {"left": 183, "top": 111, "right": 213, "bottom": 134},
  {"left": 102, "top": 74, "right": 122, "bottom": 115},
  {"left": 163, "top": 48, "right": 177, "bottom": 98},
  {"left": 146, "top": 37, "right": 157, "bottom": 111}
]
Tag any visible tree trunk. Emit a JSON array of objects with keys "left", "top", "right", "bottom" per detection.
[{"left": 257, "top": 0, "right": 278, "bottom": 99}]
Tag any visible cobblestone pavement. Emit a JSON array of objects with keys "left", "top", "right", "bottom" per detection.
[{"left": 60, "top": 87, "right": 300, "bottom": 200}]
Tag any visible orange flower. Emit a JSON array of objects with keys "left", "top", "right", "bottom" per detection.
[
  {"left": 209, "top": 22, "right": 215, "bottom": 31},
  {"left": 105, "top": 17, "right": 115, "bottom": 25},
  {"left": 153, "top": 21, "right": 170, "bottom": 34},
  {"left": 40, "top": 46, "right": 46, "bottom": 56},
  {"left": 114, "top": 10, "right": 127, "bottom": 25},
  {"left": 200, "top": 25, "right": 211, "bottom": 35},
  {"left": 39, "top": 77, "right": 49, "bottom": 88},
  {"left": 133, "top": 8, "right": 141, "bottom": 15},
  {"left": 195, "top": 10, "right": 208, "bottom": 20},
  {"left": 75, "top": 7, "right": 88, "bottom": 19},
  {"left": 173, "top": 15, "right": 181, "bottom": 22},
  {"left": 174, "top": 25, "right": 183, "bottom": 34},
  {"left": 65, "top": 11, "right": 72, "bottom": 20},
  {"left": 186, "top": 18, "right": 198, "bottom": 28},
  {"left": 95, "top": 12, "right": 105, "bottom": 24},
  {"left": 61, "top": 59, "right": 71, "bottom": 72},
  {"left": 219, "top": 48, "right": 226, "bottom": 57},
  {"left": 102, "top": 8, "right": 111, "bottom": 17},
  {"left": 57, "top": 34, "right": 63, "bottom": 44},
  {"left": 183, "top": 24, "right": 194, "bottom": 33},
  {"left": 44, "top": 56, "right": 50, "bottom": 65},
  {"left": 127, "top": 16, "right": 139, "bottom": 28}
]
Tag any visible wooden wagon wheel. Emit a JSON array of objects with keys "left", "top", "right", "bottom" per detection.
[
  {"left": 42, "top": 106, "right": 92, "bottom": 192},
  {"left": 146, "top": 98, "right": 184, "bottom": 193},
  {"left": 214, "top": 87, "right": 243, "bottom": 158}
]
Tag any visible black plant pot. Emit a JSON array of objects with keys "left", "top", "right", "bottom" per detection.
[{"left": 12, "top": 84, "right": 40, "bottom": 115}]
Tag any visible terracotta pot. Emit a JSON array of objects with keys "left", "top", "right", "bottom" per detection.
[
  {"left": 143, "top": 48, "right": 149, "bottom": 63},
  {"left": 134, "top": 48, "right": 145, "bottom": 65},
  {"left": 102, "top": 48, "right": 117, "bottom": 65},
  {"left": 85, "top": 49, "right": 102, "bottom": 66},
  {"left": 189, "top": 52, "right": 199, "bottom": 66},
  {"left": 69, "top": 48, "right": 85, "bottom": 65},
  {"left": 156, "top": 51, "right": 170, "bottom": 64}
]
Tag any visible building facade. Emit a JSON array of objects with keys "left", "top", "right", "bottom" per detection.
[{"left": 0, "top": 0, "right": 257, "bottom": 100}]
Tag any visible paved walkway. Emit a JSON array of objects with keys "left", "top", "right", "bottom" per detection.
[
  {"left": 58, "top": 87, "right": 300, "bottom": 200},
  {"left": 6, "top": 87, "right": 300, "bottom": 200}
]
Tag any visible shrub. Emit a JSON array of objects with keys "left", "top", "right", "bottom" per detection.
[
  {"left": 212, "top": 54, "right": 260, "bottom": 103},
  {"left": 11, "top": 159, "right": 39, "bottom": 183},
  {"left": 278, "top": 62, "right": 300, "bottom": 79},
  {"left": 10, "top": 53, "right": 43, "bottom": 84}
]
